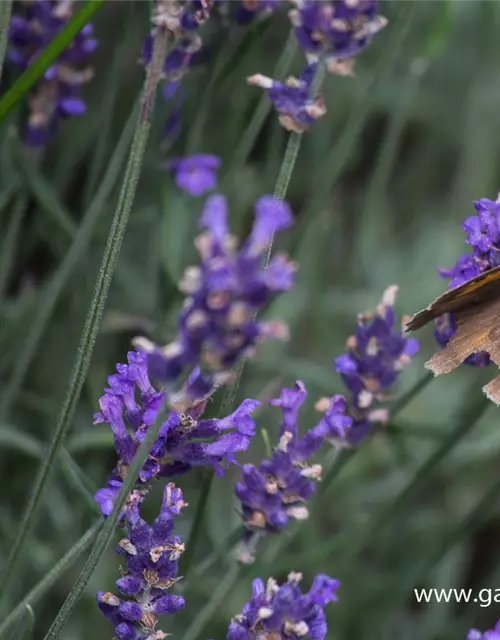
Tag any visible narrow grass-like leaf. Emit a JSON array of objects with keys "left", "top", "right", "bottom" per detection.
[
  {"left": 0, "top": 101, "right": 138, "bottom": 422},
  {"left": 0, "top": 521, "right": 101, "bottom": 639},
  {"left": 0, "top": 0, "right": 106, "bottom": 123},
  {"left": 0, "top": 28, "right": 169, "bottom": 589},
  {"left": 0, "top": 0, "right": 12, "bottom": 85},
  {"left": 0, "top": 195, "right": 26, "bottom": 296},
  {"left": 19, "top": 604, "right": 35, "bottom": 640}
]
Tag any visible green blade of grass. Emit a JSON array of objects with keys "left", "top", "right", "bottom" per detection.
[
  {"left": 0, "top": 25, "right": 169, "bottom": 591},
  {"left": 0, "top": 0, "right": 12, "bottom": 85},
  {"left": 0, "top": 521, "right": 102, "bottom": 638}
]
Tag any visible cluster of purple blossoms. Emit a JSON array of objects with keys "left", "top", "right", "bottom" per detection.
[
  {"left": 8, "top": 0, "right": 97, "bottom": 147},
  {"left": 169, "top": 153, "right": 221, "bottom": 196},
  {"left": 136, "top": 194, "right": 296, "bottom": 403},
  {"left": 289, "top": 0, "right": 387, "bottom": 76},
  {"left": 334, "top": 286, "right": 419, "bottom": 444},
  {"left": 97, "top": 483, "right": 186, "bottom": 640},
  {"left": 235, "top": 382, "right": 352, "bottom": 562},
  {"left": 248, "top": 63, "right": 326, "bottom": 133},
  {"left": 468, "top": 620, "right": 500, "bottom": 640},
  {"left": 227, "top": 572, "right": 340, "bottom": 640},
  {"left": 435, "top": 194, "right": 500, "bottom": 367},
  {"left": 94, "top": 349, "right": 261, "bottom": 517},
  {"left": 248, "top": 0, "right": 386, "bottom": 132}
]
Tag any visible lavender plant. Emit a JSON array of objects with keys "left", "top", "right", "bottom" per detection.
[{"left": 2, "top": 2, "right": 495, "bottom": 640}]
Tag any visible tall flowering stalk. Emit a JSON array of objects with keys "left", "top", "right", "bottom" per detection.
[
  {"left": 235, "top": 382, "right": 352, "bottom": 562},
  {"left": 136, "top": 193, "right": 296, "bottom": 407},
  {"left": 434, "top": 194, "right": 500, "bottom": 367},
  {"left": 468, "top": 621, "right": 500, "bottom": 640},
  {"left": 334, "top": 286, "right": 419, "bottom": 443},
  {"left": 8, "top": 0, "right": 97, "bottom": 146},
  {"left": 97, "top": 483, "right": 186, "bottom": 640},
  {"left": 226, "top": 572, "right": 340, "bottom": 640}
]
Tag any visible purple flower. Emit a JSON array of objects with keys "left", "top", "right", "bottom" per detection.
[
  {"left": 235, "top": 382, "right": 351, "bottom": 562},
  {"left": 248, "top": 63, "right": 326, "bottom": 133},
  {"left": 335, "top": 286, "right": 419, "bottom": 443},
  {"left": 97, "top": 483, "right": 186, "bottom": 640},
  {"left": 136, "top": 194, "right": 296, "bottom": 397},
  {"left": 289, "top": 0, "right": 387, "bottom": 75},
  {"left": 169, "top": 154, "right": 221, "bottom": 196},
  {"left": 227, "top": 572, "right": 340, "bottom": 640},
  {"left": 93, "top": 350, "right": 261, "bottom": 517},
  {"left": 435, "top": 194, "right": 500, "bottom": 367},
  {"left": 468, "top": 621, "right": 500, "bottom": 640},
  {"left": 8, "top": 1, "right": 97, "bottom": 147}
]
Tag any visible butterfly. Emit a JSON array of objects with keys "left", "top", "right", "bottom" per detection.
[{"left": 404, "top": 264, "right": 500, "bottom": 404}]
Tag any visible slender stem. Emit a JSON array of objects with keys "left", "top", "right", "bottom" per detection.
[
  {"left": 183, "top": 564, "right": 243, "bottom": 640},
  {"left": 0, "top": 0, "right": 12, "bottom": 86},
  {"left": 0, "top": 195, "right": 26, "bottom": 296},
  {"left": 231, "top": 31, "right": 298, "bottom": 170},
  {"left": 43, "top": 406, "right": 169, "bottom": 640},
  {"left": 181, "top": 468, "right": 215, "bottom": 578},
  {"left": 0, "top": 29, "right": 168, "bottom": 591},
  {"left": 0, "top": 521, "right": 101, "bottom": 639}
]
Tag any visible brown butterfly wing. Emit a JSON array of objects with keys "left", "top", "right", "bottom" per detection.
[
  {"left": 405, "top": 265, "right": 500, "bottom": 332},
  {"left": 424, "top": 297, "right": 500, "bottom": 404}
]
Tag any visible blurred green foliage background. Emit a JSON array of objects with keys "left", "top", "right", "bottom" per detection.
[{"left": 3, "top": 1, "right": 500, "bottom": 638}]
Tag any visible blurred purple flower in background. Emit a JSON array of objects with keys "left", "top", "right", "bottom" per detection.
[
  {"left": 435, "top": 194, "right": 500, "bottom": 367},
  {"left": 289, "top": 0, "right": 387, "bottom": 75},
  {"left": 136, "top": 194, "right": 296, "bottom": 400},
  {"left": 248, "top": 63, "right": 326, "bottom": 133},
  {"left": 235, "top": 382, "right": 351, "bottom": 562},
  {"left": 227, "top": 572, "right": 340, "bottom": 640},
  {"left": 169, "top": 154, "right": 221, "bottom": 196},
  {"left": 97, "top": 483, "right": 186, "bottom": 640},
  {"left": 468, "top": 620, "right": 500, "bottom": 640},
  {"left": 93, "top": 350, "right": 261, "bottom": 517},
  {"left": 8, "top": 0, "right": 97, "bottom": 147},
  {"left": 335, "top": 286, "right": 419, "bottom": 443}
]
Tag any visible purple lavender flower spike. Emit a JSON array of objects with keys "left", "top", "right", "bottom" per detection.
[
  {"left": 169, "top": 154, "right": 221, "bottom": 196},
  {"left": 235, "top": 382, "right": 351, "bottom": 562},
  {"left": 93, "top": 350, "right": 260, "bottom": 516},
  {"left": 8, "top": 1, "right": 96, "bottom": 147},
  {"left": 435, "top": 194, "right": 500, "bottom": 367},
  {"left": 97, "top": 483, "right": 186, "bottom": 640},
  {"left": 335, "top": 286, "right": 419, "bottom": 444},
  {"left": 227, "top": 572, "right": 340, "bottom": 640},
  {"left": 468, "top": 620, "right": 500, "bottom": 640},
  {"left": 289, "top": 0, "right": 387, "bottom": 76},
  {"left": 248, "top": 63, "right": 326, "bottom": 133},
  {"left": 135, "top": 193, "right": 296, "bottom": 401}
]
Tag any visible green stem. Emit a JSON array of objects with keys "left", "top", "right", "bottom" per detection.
[
  {"left": 183, "top": 564, "right": 243, "bottom": 640},
  {"left": 0, "top": 195, "right": 26, "bottom": 296},
  {"left": 0, "top": 521, "right": 101, "bottom": 639},
  {"left": 231, "top": 31, "right": 298, "bottom": 170},
  {"left": 43, "top": 406, "right": 169, "bottom": 640},
  {"left": 0, "top": 0, "right": 12, "bottom": 86},
  {"left": 181, "top": 468, "right": 215, "bottom": 578},
  {"left": 0, "top": 28, "right": 168, "bottom": 591}
]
